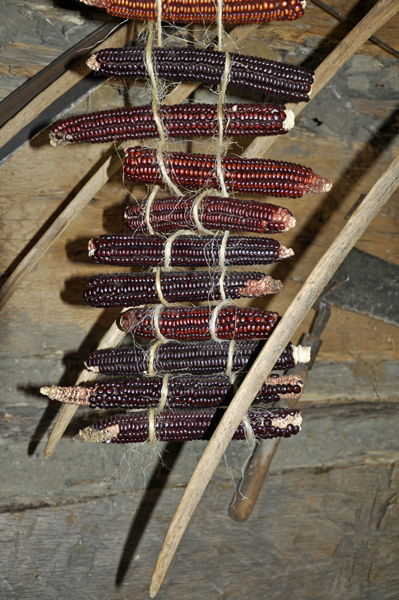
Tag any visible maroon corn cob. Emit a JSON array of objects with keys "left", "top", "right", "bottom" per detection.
[
  {"left": 83, "top": 271, "right": 282, "bottom": 308},
  {"left": 88, "top": 47, "right": 314, "bottom": 103},
  {"left": 84, "top": 339, "right": 305, "bottom": 376},
  {"left": 124, "top": 196, "right": 295, "bottom": 234},
  {"left": 50, "top": 103, "right": 294, "bottom": 147},
  {"left": 89, "top": 234, "right": 293, "bottom": 268},
  {"left": 120, "top": 305, "right": 279, "bottom": 341},
  {"left": 41, "top": 373, "right": 303, "bottom": 409},
  {"left": 74, "top": 406, "right": 302, "bottom": 443},
  {"left": 80, "top": 0, "right": 306, "bottom": 25},
  {"left": 124, "top": 147, "right": 332, "bottom": 198}
]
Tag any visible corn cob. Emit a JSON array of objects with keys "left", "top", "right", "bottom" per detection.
[
  {"left": 120, "top": 305, "right": 279, "bottom": 341},
  {"left": 89, "top": 234, "right": 293, "bottom": 268},
  {"left": 83, "top": 271, "right": 282, "bottom": 308},
  {"left": 85, "top": 339, "right": 305, "bottom": 376},
  {"left": 74, "top": 406, "right": 302, "bottom": 443},
  {"left": 124, "top": 147, "right": 332, "bottom": 197},
  {"left": 50, "top": 103, "right": 294, "bottom": 147},
  {"left": 41, "top": 373, "right": 303, "bottom": 409},
  {"left": 88, "top": 47, "right": 314, "bottom": 103},
  {"left": 124, "top": 196, "right": 295, "bottom": 234},
  {"left": 80, "top": 0, "right": 306, "bottom": 25}
]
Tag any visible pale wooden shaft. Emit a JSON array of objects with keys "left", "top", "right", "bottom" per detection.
[{"left": 149, "top": 151, "right": 399, "bottom": 597}]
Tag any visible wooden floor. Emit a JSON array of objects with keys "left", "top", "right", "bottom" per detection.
[{"left": 1, "top": 1, "right": 399, "bottom": 598}]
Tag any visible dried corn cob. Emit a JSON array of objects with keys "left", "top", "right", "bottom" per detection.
[
  {"left": 85, "top": 339, "right": 306, "bottom": 376},
  {"left": 124, "top": 147, "right": 331, "bottom": 197},
  {"left": 50, "top": 103, "right": 294, "bottom": 147},
  {"left": 124, "top": 196, "right": 295, "bottom": 234},
  {"left": 83, "top": 271, "right": 282, "bottom": 308},
  {"left": 89, "top": 234, "right": 293, "bottom": 268},
  {"left": 41, "top": 373, "right": 303, "bottom": 409},
  {"left": 74, "top": 406, "right": 302, "bottom": 443},
  {"left": 120, "top": 305, "right": 279, "bottom": 341},
  {"left": 80, "top": 0, "right": 306, "bottom": 25},
  {"left": 88, "top": 47, "right": 314, "bottom": 103}
]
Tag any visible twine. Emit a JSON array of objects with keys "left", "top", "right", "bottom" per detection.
[
  {"left": 155, "top": 267, "right": 171, "bottom": 306},
  {"left": 144, "top": 21, "right": 183, "bottom": 197},
  {"left": 145, "top": 185, "right": 160, "bottom": 235},
  {"left": 208, "top": 298, "right": 232, "bottom": 342},
  {"left": 152, "top": 304, "right": 167, "bottom": 342},
  {"left": 215, "top": 0, "right": 230, "bottom": 197},
  {"left": 191, "top": 189, "right": 225, "bottom": 234},
  {"left": 163, "top": 229, "right": 198, "bottom": 270},
  {"left": 155, "top": 0, "right": 162, "bottom": 47},
  {"left": 225, "top": 339, "right": 236, "bottom": 381},
  {"left": 147, "top": 339, "right": 163, "bottom": 375},
  {"left": 148, "top": 407, "right": 156, "bottom": 446},
  {"left": 218, "top": 269, "right": 227, "bottom": 301},
  {"left": 219, "top": 230, "right": 229, "bottom": 269},
  {"left": 242, "top": 414, "right": 256, "bottom": 449},
  {"left": 157, "top": 373, "right": 169, "bottom": 410}
]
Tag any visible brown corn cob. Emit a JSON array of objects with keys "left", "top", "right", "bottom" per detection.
[
  {"left": 50, "top": 103, "right": 294, "bottom": 147},
  {"left": 80, "top": 0, "right": 306, "bottom": 25},
  {"left": 120, "top": 305, "right": 279, "bottom": 341},
  {"left": 41, "top": 373, "right": 303, "bottom": 409},
  {"left": 84, "top": 339, "right": 306, "bottom": 376},
  {"left": 89, "top": 234, "right": 293, "bottom": 268},
  {"left": 124, "top": 147, "right": 332, "bottom": 198},
  {"left": 83, "top": 271, "right": 282, "bottom": 308},
  {"left": 74, "top": 406, "right": 302, "bottom": 444},
  {"left": 88, "top": 47, "right": 314, "bottom": 103},
  {"left": 124, "top": 196, "right": 295, "bottom": 234}
]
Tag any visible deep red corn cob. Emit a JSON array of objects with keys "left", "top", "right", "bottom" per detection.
[
  {"left": 80, "top": 0, "right": 306, "bottom": 25},
  {"left": 83, "top": 271, "right": 282, "bottom": 308},
  {"left": 124, "top": 196, "right": 295, "bottom": 234},
  {"left": 50, "top": 103, "right": 294, "bottom": 146},
  {"left": 41, "top": 373, "right": 303, "bottom": 409},
  {"left": 123, "top": 147, "right": 332, "bottom": 197},
  {"left": 120, "top": 305, "right": 279, "bottom": 341},
  {"left": 89, "top": 234, "right": 293, "bottom": 268},
  {"left": 84, "top": 339, "right": 305, "bottom": 376},
  {"left": 74, "top": 406, "right": 302, "bottom": 443},
  {"left": 88, "top": 47, "right": 314, "bottom": 103}
]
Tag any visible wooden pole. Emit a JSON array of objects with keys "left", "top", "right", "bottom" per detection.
[{"left": 150, "top": 148, "right": 399, "bottom": 597}]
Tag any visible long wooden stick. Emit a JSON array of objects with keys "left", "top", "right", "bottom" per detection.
[
  {"left": 0, "top": 22, "right": 258, "bottom": 315},
  {"left": 243, "top": 0, "right": 399, "bottom": 159},
  {"left": 0, "top": 22, "right": 138, "bottom": 150},
  {"left": 150, "top": 149, "right": 399, "bottom": 598}
]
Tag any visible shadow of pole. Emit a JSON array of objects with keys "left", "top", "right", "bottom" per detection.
[{"left": 115, "top": 441, "right": 185, "bottom": 586}]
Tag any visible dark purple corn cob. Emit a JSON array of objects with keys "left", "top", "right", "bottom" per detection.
[
  {"left": 89, "top": 234, "right": 293, "bottom": 268},
  {"left": 124, "top": 196, "right": 295, "bottom": 234},
  {"left": 74, "top": 406, "right": 302, "bottom": 443},
  {"left": 84, "top": 339, "right": 301, "bottom": 376},
  {"left": 50, "top": 103, "right": 294, "bottom": 146},
  {"left": 120, "top": 305, "right": 279, "bottom": 341},
  {"left": 83, "top": 271, "right": 282, "bottom": 308},
  {"left": 79, "top": 0, "right": 306, "bottom": 25},
  {"left": 41, "top": 373, "right": 303, "bottom": 409},
  {"left": 123, "top": 147, "right": 332, "bottom": 198},
  {"left": 88, "top": 47, "right": 313, "bottom": 103}
]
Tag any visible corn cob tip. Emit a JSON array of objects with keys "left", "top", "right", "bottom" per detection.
[
  {"left": 87, "top": 55, "right": 100, "bottom": 71},
  {"left": 40, "top": 386, "right": 52, "bottom": 398},
  {"left": 88, "top": 239, "right": 96, "bottom": 257},
  {"left": 275, "top": 207, "right": 296, "bottom": 230},
  {"left": 283, "top": 108, "right": 295, "bottom": 132},
  {"left": 271, "top": 411, "right": 302, "bottom": 432},
  {"left": 279, "top": 245, "right": 294, "bottom": 260},
  {"left": 41, "top": 385, "right": 91, "bottom": 405},
  {"left": 293, "top": 345, "right": 311, "bottom": 364},
  {"left": 73, "top": 424, "right": 119, "bottom": 443},
  {"left": 49, "top": 131, "right": 71, "bottom": 148},
  {"left": 84, "top": 361, "right": 99, "bottom": 372},
  {"left": 239, "top": 275, "right": 282, "bottom": 297},
  {"left": 308, "top": 176, "right": 332, "bottom": 194},
  {"left": 79, "top": 0, "right": 109, "bottom": 6}
]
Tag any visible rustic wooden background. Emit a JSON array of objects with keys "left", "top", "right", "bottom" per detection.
[{"left": 1, "top": 1, "right": 399, "bottom": 598}]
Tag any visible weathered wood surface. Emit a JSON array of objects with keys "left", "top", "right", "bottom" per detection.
[{"left": 1, "top": 0, "right": 399, "bottom": 597}]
